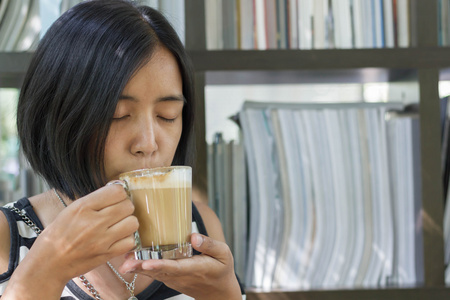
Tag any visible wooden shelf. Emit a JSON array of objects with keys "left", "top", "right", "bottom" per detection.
[
  {"left": 188, "top": 47, "right": 450, "bottom": 71},
  {"left": 246, "top": 287, "right": 450, "bottom": 300},
  {"left": 0, "top": 52, "right": 32, "bottom": 88},
  {"left": 204, "top": 69, "right": 417, "bottom": 85}
]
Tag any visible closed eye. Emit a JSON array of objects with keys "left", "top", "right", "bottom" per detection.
[
  {"left": 158, "top": 116, "right": 177, "bottom": 123},
  {"left": 112, "top": 115, "right": 130, "bottom": 121}
]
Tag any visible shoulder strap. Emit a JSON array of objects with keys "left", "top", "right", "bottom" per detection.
[
  {"left": 8, "top": 206, "right": 42, "bottom": 235},
  {"left": 192, "top": 202, "right": 208, "bottom": 236}
]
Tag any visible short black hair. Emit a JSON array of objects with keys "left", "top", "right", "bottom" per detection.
[{"left": 17, "top": 0, "right": 195, "bottom": 200}]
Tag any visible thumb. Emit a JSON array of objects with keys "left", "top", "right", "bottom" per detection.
[{"left": 191, "top": 233, "right": 230, "bottom": 263}]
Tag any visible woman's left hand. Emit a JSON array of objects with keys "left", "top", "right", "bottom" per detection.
[{"left": 119, "top": 233, "right": 242, "bottom": 300}]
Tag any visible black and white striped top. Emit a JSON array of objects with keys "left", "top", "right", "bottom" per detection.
[{"left": 0, "top": 197, "right": 245, "bottom": 299}]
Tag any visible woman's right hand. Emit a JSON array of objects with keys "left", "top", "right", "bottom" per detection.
[{"left": 2, "top": 184, "right": 138, "bottom": 299}]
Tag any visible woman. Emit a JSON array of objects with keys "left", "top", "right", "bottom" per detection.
[{"left": 0, "top": 1, "right": 244, "bottom": 299}]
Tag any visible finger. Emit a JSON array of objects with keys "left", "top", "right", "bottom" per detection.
[
  {"left": 99, "top": 198, "right": 135, "bottom": 225},
  {"left": 191, "top": 233, "right": 230, "bottom": 263},
  {"left": 108, "top": 234, "right": 136, "bottom": 256},
  {"left": 119, "top": 258, "right": 144, "bottom": 274},
  {"left": 120, "top": 255, "right": 184, "bottom": 276},
  {"left": 139, "top": 259, "right": 183, "bottom": 280},
  {"left": 80, "top": 184, "right": 129, "bottom": 211},
  {"left": 106, "top": 215, "right": 139, "bottom": 241}
]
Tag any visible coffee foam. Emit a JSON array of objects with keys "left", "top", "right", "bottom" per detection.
[{"left": 122, "top": 169, "right": 191, "bottom": 190}]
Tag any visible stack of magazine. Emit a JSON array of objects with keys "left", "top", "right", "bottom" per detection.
[
  {"left": 208, "top": 132, "right": 248, "bottom": 283},
  {"left": 210, "top": 101, "right": 424, "bottom": 290},
  {"left": 0, "top": 0, "right": 41, "bottom": 51},
  {"left": 0, "top": 0, "right": 184, "bottom": 52},
  {"left": 206, "top": 0, "right": 411, "bottom": 50},
  {"left": 0, "top": 0, "right": 86, "bottom": 52}
]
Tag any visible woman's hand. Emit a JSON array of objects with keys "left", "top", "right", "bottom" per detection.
[
  {"left": 37, "top": 184, "right": 138, "bottom": 280},
  {"left": 3, "top": 184, "right": 138, "bottom": 299},
  {"left": 119, "top": 233, "right": 242, "bottom": 300}
]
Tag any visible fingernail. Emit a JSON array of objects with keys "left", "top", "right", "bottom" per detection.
[{"left": 194, "top": 234, "right": 203, "bottom": 247}]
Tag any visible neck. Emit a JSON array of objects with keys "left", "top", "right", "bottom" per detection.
[{"left": 53, "top": 189, "right": 72, "bottom": 208}]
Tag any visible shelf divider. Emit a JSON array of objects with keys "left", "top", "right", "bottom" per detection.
[{"left": 418, "top": 68, "right": 445, "bottom": 287}]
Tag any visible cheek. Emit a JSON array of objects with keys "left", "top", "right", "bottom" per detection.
[
  {"left": 104, "top": 129, "right": 120, "bottom": 156},
  {"left": 163, "top": 121, "right": 183, "bottom": 158},
  {"left": 103, "top": 128, "right": 123, "bottom": 172}
]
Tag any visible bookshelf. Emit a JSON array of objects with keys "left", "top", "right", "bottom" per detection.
[
  {"left": 184, "top": 0, "right": 449, "bottom": 299},
  {"left": 0, "top": 52, "right": 31, "bottom": 88},
  {"left": 0, "top": 0, "right": 449, "bottom": 298}
]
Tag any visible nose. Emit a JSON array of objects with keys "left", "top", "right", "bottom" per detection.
[{"left": 131, "top": 117, "right": 158, "bottom": 157}]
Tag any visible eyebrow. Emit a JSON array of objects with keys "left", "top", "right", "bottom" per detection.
[{"left": 119, "top": 94, "right": 186, "bottom": 103}]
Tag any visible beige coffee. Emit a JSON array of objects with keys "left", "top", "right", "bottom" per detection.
[
  {"left": 131, "top": 186, "right": 192, "bottom": 248},
  {"left": 121, "top": 167, "right": 192, "bottom": 251}
]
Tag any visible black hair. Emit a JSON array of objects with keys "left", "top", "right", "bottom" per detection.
[{"left": 17, "top": 0, "right": 195, "bottom": 200}]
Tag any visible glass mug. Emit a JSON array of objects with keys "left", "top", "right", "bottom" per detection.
[{"left": 119, "top": 166, "right": 193, "bottom": 259}]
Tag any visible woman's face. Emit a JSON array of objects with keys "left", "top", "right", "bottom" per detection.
[{"left": 104, "top": 46, "right": 184, "bottom": 181}]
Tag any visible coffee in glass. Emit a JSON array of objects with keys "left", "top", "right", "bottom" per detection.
[{"left": 120, "top": 166, "right": 193, "bottom": 259}]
